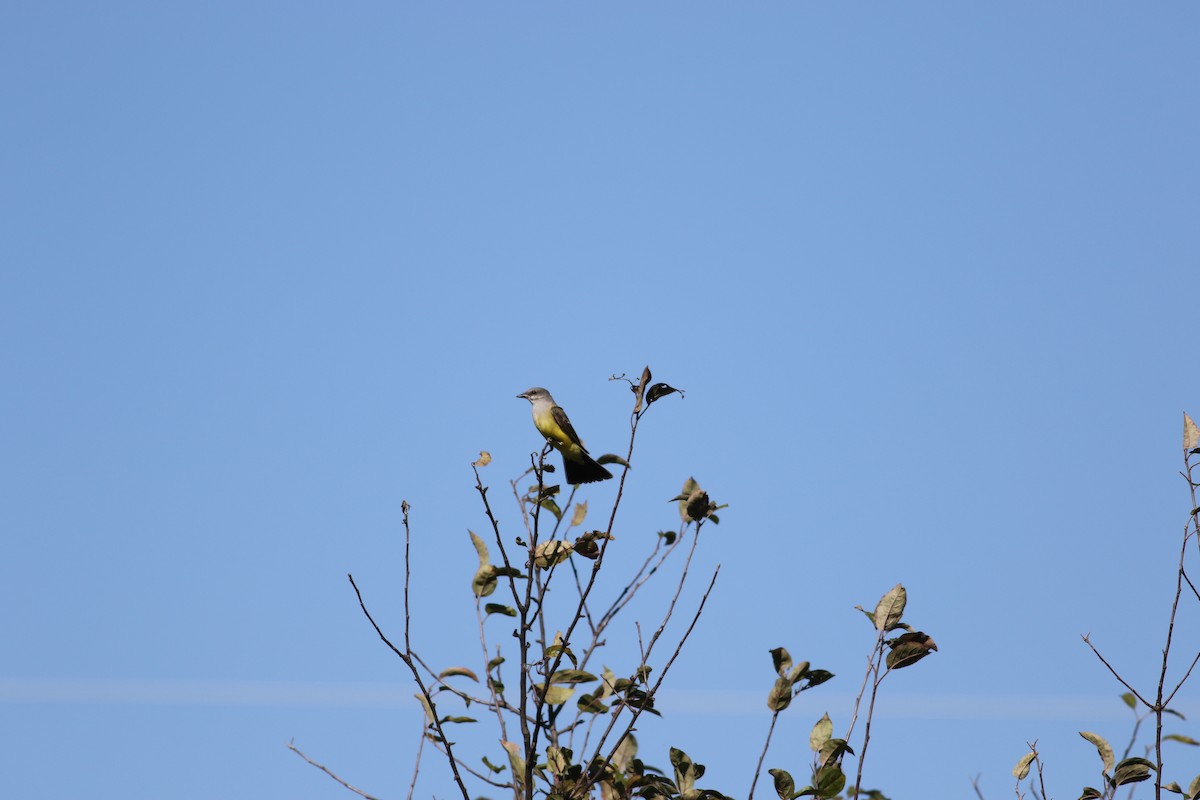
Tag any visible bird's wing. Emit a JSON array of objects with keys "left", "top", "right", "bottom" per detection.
[{"left": 551, "top": 405, "right": 587, "bottom": 451}]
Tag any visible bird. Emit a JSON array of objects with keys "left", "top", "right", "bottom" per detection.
[{"left": 517, "top": 387, "right": 613, "bottom": 485}]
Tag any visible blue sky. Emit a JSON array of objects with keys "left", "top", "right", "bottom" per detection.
[{"left": 3, "top": 3, "right": 1199, "bottom": 799}]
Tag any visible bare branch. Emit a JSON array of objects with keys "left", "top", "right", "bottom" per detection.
[
  {"left": 348, "top": 574, "right": 471, "bottom": 800},
  {"left": 747, "top": 712, "right": 780, "bottom": 800},
  {"left": 1081, "top": 634, "right": 1151, "bottom": 708},
  {"left": 1164, "top": 648, "right": 1200, "bottom": 706},
  {"left": 407, "top": 720, "right": 425, "bottom": 800},
  {"left": 1183, "top": 568, "right": 1200, "bottom": 605},
  {"left": 288, "top": 740, "right": 381, "bottom": 800},
  {"left": 590, "top": 566, "right": 721, "bottom": 781}
]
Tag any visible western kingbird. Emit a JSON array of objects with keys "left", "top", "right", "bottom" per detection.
[{"left": 517, "top": 387, "right": 613, "bottom": 485}]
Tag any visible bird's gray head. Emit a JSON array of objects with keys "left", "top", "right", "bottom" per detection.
[{"left": 517, "top": 387, "right": 552, "bottom": 404}]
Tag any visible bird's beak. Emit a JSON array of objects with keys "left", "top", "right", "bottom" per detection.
[{"left": 516, "top": 392, "right": 527, "bottom": 399}]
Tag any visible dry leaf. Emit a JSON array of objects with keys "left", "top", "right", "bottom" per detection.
[{"left": 1184, "top": 413, "right": 1199, "bottom": 453}]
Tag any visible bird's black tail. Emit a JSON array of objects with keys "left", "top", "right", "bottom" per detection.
[{"left": 564, "top": 452, "right": 613, "bottom": 485}]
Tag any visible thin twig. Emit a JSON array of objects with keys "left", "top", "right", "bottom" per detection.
[
  {"left": 852, "top": 646, "right": 887, "bottom": 798},
  {"left": 407, "top": 719, "right": 425, "bottom": 800},
  {"left": 520, "top": 449, "right": 550, "bottom": 799},
  {"left": 1164, "top": 648, "right": 1200, "bottom": 706},
  {"left": 843, "top": 629, "right": 884, "bottom": 743},
  {"left": 1120, "top": 709, "right": 1146, "bottom": 761},
  {"left": 590, "top": 566, "right": 721, "bottom": 782},
  {"left": 747, "top": 712, "right": 780, "bottom": 800},
  {"left": 476, "top": 601, "right": 511, "bottom": 740},
  {"left": 640, "top": 522, "right": 706, "bottom": 667},
  {"left": 288, "top": 740, "right": 382, "bottom": 800},
  {"left": 1032, "top": 744, "right": 1048, "bottom": 800},
  {"left": 403, "top": 501, "right": 413, "bottom": 650},
  {"left": 1081, "top": 634, "right": 1151, "bottom": 707},
  {"left": 1182, "top": 568, "right": 1200, "bottom": 604},
  {"left": 595, "top": 525, "right": 684, "bottom": 632},
  {"left": 425, "top": 738, "right": 514, "bottom": 790},
  {"left": 347, "top": 574, "right": 471, "bottom": 800},
  {"left": 408, "top": 649, "right": 530, "bottom": 722}
]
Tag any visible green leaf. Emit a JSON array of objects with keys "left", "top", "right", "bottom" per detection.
[
  {"left": 597, "top": 453, "right": 629, "bottom": 467},
  {"left": 767, "top": 677, "right": 792, "bottom": 712},
  {"left": 770, "top": 647, "right": 792, "bottom": 677},
  {"left": 809, "top": 713, "right": 833, "bottom": 752},
  {"left": 472, "top": 564, "right": 498, "bottom": 598},
  {"left": 684, "top": 490, "right": 711, "bottom": 522},
  {"left": 551, "top": 669, "right": 598, "bottom": 685},
  {"left": 670, "top": 747, "right": 697, "bottom": 793},
  {"left": 873, "top": 584, "right": 906, "bottom": 631},
  {"left": 539, "top": 498, "right": 563, "bottom": 521},
  {"left": 577, "top": 693, "right": 609, "bottom": 714},
  {"left": 592, "top": 667, "right": 615, "bottom": 698},
  {"left": 487, "top": 655, "right": 505, "bottom": 670},
  {"left": 501, "top": 741, "right": 526, "bottom": 791},
  {"left": 646, "top": 382, "right": 682, "bottom": 404},
  {"left": 481, "top": 754, "right": 506, "bottom": 774},
  {"left": 1080, "top": 731, "right": 1114, "bottom": 774},
  {"left": 546, "top": 744, "right": 570, "bottom": 775},
  {"left": 440, "top": 715, "right": 477, "bottom": 724},
  {"left": 1012, "top": 751, "right": 1036, "bottom": 780},
  {"left": 813, "top": 762, "right": 845, "bottom": 798},
  {"left": 1189, "top": 774, "right": 1200, "bottom": 799},
  {"left": 573, "top": 539, "right": 599, "bottom": 559},
  {"left": 438, "top": 667, "right": 479, "bottom": 681},
  {"left": 674, "top": 478, "right": 701, "bottom": 521},
  {"left": 802, "top": 670, "right": 834, "bottom": 690},
  {"left": 1165, "top": 707, "right": 1188, "bottom": 720},
  {"left": 485, "top": 603, "right": 517, "bottom": 617},
  {"left": 1165, "top": 734, "right": 1200, "bottom": 746},
  {"left": 787, "top": 661, "right": 811, "bottom": 683},
  {"left": 535, "top": 683, "right": 575, "bottom": 705},
  {"left": 414, "top": 693, "right": 435, "bottom": 724},
  {"left": 885, "top": 632, "right": 937, "bottom": 669},
  {"left": 1111, "top": 757, "right": 1155, "bottom": 787},
  {"left": 620, "top": 688, "right": 660, "bottom": 716},
  {"left": 769, "top": 769, "right": 795, "bottom": 800},
  {"left": 545, "top": 633, "right": 578, "bottom": 668},
  {"left": 612, "top": 734, "right": 637, "bottom": 771},
  {"left": 817, "top": 739, "right": 853, "bottom": 768},
  {"left": 1077, "top": 788, "right": 1102, "bottom": 800},
  {"left": 1120, "top": 692, "right": 1137, "bottom": 709},
  {"left": 469, "top": 530, "right": 490, "bottom": 567}
]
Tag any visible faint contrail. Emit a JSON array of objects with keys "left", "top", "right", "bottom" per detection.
[
  {"left": 3, "top": 678, "right": 1187, "bottom": 720},
  {"left": 0, "top": 678, "right": 412, "bottom": 709}
]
